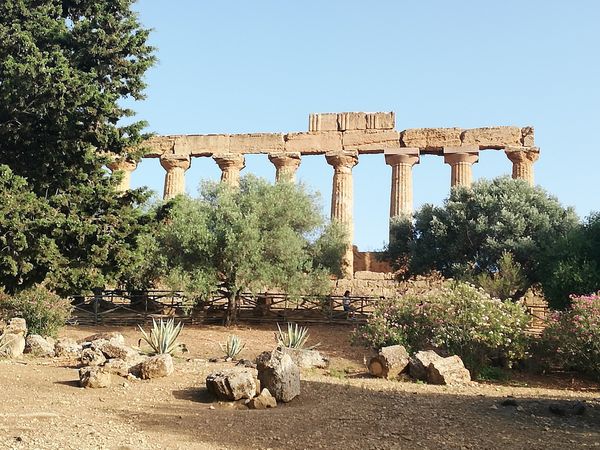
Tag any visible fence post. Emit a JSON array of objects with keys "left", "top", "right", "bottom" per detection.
[{"left": 93, "top": 296, "right": 99, "bottom": 325}]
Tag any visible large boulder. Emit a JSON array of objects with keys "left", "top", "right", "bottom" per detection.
[
  {"left": 25, "top": 335, "right": 56, "bottom": 357},
  {"left": 5, "top": 318, "right": 27, "bottom": 336},
  {"left": 0, "top": 333, "right": 25, "bottom": 358},
  {"left": 80, "top": 348, "right": 107, "bottom": 366},
  {"left": 409, "top": 350, "right": 443, "bottom": 381},
  {"left": 97, "top": 339, "right": 139, "bottom": 361},
  {"left": 282, "top": 347, "right": 329, "bottom": 369},
  {"left": 79, "top": 366, "right": 111, "bottom": 388},
  {"left": 427, "top": 355, "right": 471, "bottom": 385},
  {"left": 206, "top": 368, "right": 258, "bottom": 401},
  {"left": 256, "top": 348, "right": 300, "bottom": 403},
  {"left": 368, "top": 345, "right": 410, "bottom": 380},
  {"left": 140, "top": 354, "right": 174, "bottom": 379},
  {"left": 79, "top": 332, "right": 124, "bottom": 345},
  {"left": 54, "top": 338, "right": 83, "bottom": 358},
  {"left": 102, "top": 357, "right": 146, "bottom": 377},
  {"left": 247, "top": 388, "right": 277, "bottom": 409}
]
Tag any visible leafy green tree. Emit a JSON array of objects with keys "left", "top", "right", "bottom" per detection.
[
  {"left": 473, "top": 252, "right": 528, "bottom": 301},
  {"left": 540, "top": 213, "right": 600, "bottom": 309},
  {"left": 388, "top": 177, "right": 579, "bottom": 289},
  {"left": 152, "top": 177, "right": 346, "bottom": 325},
  {"left": 0, "top": 0, "right": 155, "bottom": 294}
]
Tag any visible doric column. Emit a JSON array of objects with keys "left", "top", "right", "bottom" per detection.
[
  {"left": 268, "top": 152, "right": 301, "bottom": 182},
  {"left": 213, "top": 154, "right": 245, "bottom": 187},
  {"left": 443, "top": 146, "right": 479, "bottom": 187},
  {"left": 160, "top": 155, "right": 191, "bottom": 200},
  {"left": 325, "top": 151, "right": 358, "bottom": 278},
  {"left": 107, "top": 159, "right": 137, "bottom": 192},
  {"left": 505, "top": 147, "right": 540, "bottom": 186},
  {"left": 384, "top": 149, "right": 420, "bottom": 218}
]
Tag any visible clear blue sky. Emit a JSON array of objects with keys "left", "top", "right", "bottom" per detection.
[{"left": 129, "top": 0, "right": 600, "bottom": 251}]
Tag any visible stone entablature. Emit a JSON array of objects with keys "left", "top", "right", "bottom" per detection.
[{"left": 108, "top": 111, "right": 539, "bottom": 279}]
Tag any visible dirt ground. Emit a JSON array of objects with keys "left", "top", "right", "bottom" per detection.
[{"left": 1, "top": 324, "right": 600, "bottom": 450}]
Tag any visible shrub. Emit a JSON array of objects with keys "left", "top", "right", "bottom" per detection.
[
  {"left": 539, "top": 292, "right": 600, "bottom": 379},
  {"left": 353, "top": 282, "right": 531, "bottom": 375},
  {"left": 0, "top": 285, "right": 71, "bottom": 337}
]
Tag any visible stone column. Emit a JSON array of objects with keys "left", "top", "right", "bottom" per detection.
[
  {"left": 268, "top": 152, "right": 301, "bottom": 182},
  {"left": 214, "top": 154, "right": 245, "bottom": 187},
  {"left": 505, "top": 147, "right": 540, "bottom": 186},
  {"left": 107, "top": 159, "right": 137, "bottom": 192},
  {"left": 325, "top": 151, "right": 358, "bottom": 279},
  {"left": 443, "top": 146, "right": 479, "bottom": 187},
  {"left": 384, "top": 149, "right": 420, "bottom": 218},
  {"left": 160, "top": 155, "right": 191, "bottom": 200}
]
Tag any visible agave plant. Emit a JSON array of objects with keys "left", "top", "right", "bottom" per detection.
[
  {"left": 138, "top": 318, "right": 184, "bottom": 355},
  {"left": 220, "top": 334, "right": 245, "bottom": 359},
  {"left": 275, "top": 322, "right": 318, "bottom": 350}
]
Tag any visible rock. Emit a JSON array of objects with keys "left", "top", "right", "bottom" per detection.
[
  {"left": 103, "top": 358, "right": 131, "bottom": 377},
  {"left": 571, "top": 401, "right": 587, "bottom": 416},
  {"left": 0, "top": 333, "right": 25, "bottom": 358},
  {"left": 427, "top": 355, "right": 471, "bottom": 385},
  {"left": 5, "top": 318, "right": 27, "bottom": 336},
  {"left": 140, "top": 354, "right": 174, "bottom": 379},
  {"left": 501, "top": 398, "right": 518, "bottom": 407},
  {"left": 368, "top": 345, "right": 409, "bottom": 379},
  {"left": 80, "top": 348, "right": 107, "bottom": 366},
  {"left": 25, "top": 334, "right": 55, "bottom": 357},
  {"left": 54, "top": 338, "right": 83, "bottom": 358},
  {"left": 79, "top": 332, "right": 124, "bottom": 345},
  {"left": 256, "top": 348, "right": 300, "bottom": 403},
  {"left": 79, "top": 366, "right": 111, "bottom": 388},
  {"left": 282, "top": 348, "right": 329, "bottom": 369},
  {"left": 549, "top": 403, "right": 567, "bottom": 417},
  {"left": 409, "top": 350, "right": 443, "bottom": 381},
  {"left": 206, "top": 368, "right": 258, "bottom": 401},
  {"left": 236, "top": 359, "right": 256, "bottom": 369},
  {"left": 247, "top": 388, "right": 277, "bottom": 409},
  {"left": 97, "top": 340, "right": 139, "bottom": 361}
]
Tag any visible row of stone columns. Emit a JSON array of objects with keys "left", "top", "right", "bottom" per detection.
[{"left": 109, "top": 146, "right": 539, "bottom": 278}]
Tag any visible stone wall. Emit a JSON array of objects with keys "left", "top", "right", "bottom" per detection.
[{"left": 352, "top": 247, "right": 391, "bottom": 273}]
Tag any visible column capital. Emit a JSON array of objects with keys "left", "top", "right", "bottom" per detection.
[
  {"left": 443, "top": 152, "right": 479, "bottom": 166},
  {"left": 160, "top": 155, "right": 191, "bottom": 171},
  {"left": 268, "top": 152, "right": 301, "bottom": 168},
  {"left": 325, "top": 151, "right": 358, "bottom": 173},
  {"left": 213, "top": 154, "right": 245, "bottom": 171},
  {"left": 385, "top": 152, "right": 420, "bottom": 167},
  {"left": 107, "top": 158, "right": 137, "bottom": 172},
  {"left": 505, "top": 146, "right": 540, "bottom": 163}
]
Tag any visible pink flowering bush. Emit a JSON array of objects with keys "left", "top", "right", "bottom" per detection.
[
  {"left": 540, "top": 292, "right": 600, "bottom": 379},
  {"left": 353, "top": 281, "right": 531, "bottom": 374}
]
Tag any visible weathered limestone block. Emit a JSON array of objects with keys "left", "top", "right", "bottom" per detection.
[
  {"left": 401, "top": 128, "right": 462, "bottom": 150},
  {"left": 229, "top": 133, "right": 284, "bottom": 154},
  {"left": 140, "top": 353, "right": 174, "bottom": 379},
  {"left": 461, "top": 126, "right": 522, "bottom": 148},
  {"left": 309, "top": 113, "right": 339, "bottom": 132},
  {"left": 174, "top": 134, "right": 229, "bottom": 156},
  {"left": 409, "top": 350, "right": 443, "bottom": 381},
  {"left": 103, "top": 356, "right": 147, "bottom": 377},
  {"left": 80, "top": 332, "right": 125, "bottom": 345},
  {"left": 337, "top": 112, "right": 367, "bottom": 131},
  {"left": 5, "top": 318, "right": 27, "bottom": 336},
  {"left": 141, "top": 135, "right": 175, "bottom": 157},
  {"left": 366, "top": 112, "right": 395, "bottom": 130},
  {"left": 368, "top": 345, "right": 410, "bottom": 379},
  {"left": 521, "top": 127, "right": 535, "bottom": 146},
  {"left": 80, "top": 348, "right": 107, "bottom": 366},
  {"left": 79, "top": 367, "right": 111, "bottom": 388},
  {"left": 256, "top": 349, "right": 300, "bottom": 403},
  {"left": 206, "top": 368, "right": 258, "bottom": 401},
  {"left": 342, "top": 130, "right": 400, "bottom": 152},
  {"left": 97, "top": 339, "right": 139, "bottom": 361},
  {"left": 54, "top": 337, "right": 83, "bottom": 358},
  {"left": 247, "top": 388, "right": 277, "bottom": 409},
  {"left": 427, "top": 355, "right": 471, "bottom": 385},
  {"left": 0, "top": 333, "right": 25, "bottom": 358},
  {"left": 284, "top": 132, "right": 342, "bottom": 154},
  {"left": 282, "top": 348, "right": 329, "bottom": 369},
  {"left": 25, "top": 335, "right": 55, "bottom": 357}
]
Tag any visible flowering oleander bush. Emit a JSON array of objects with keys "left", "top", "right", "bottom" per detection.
[
  {"left": 540, "top": 292, "right": 600, "bottom": 379},
  {"left": 353, "top": 281, "right": 531, "bottom": 374}
]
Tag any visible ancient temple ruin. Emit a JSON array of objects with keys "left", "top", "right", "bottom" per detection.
[{"left": 109, "top": 112, "right": 539, "bottom": 278}]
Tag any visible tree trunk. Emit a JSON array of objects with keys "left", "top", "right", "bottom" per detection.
[
  {"left": 368, "top": 345, "right": 410, "bottom": 379},
  {"left": 225, "top": 291, "right": 239, "bottom": 327}
]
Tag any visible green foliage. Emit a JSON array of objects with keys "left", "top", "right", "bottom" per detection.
[
  {"left": 473, "top": 252, "right": 528, "bottom": 301},
  {"left": 540, "top": 293, "right": 600, "bottom": 379},
  {"left": 477, "top": 366, "right": 510, "bottom": 382},
  {"left": 0, "top": 285, "right": 72, "bottom": 337},
  {"left": 539, "top": 213, "right": 600, "bottom": 309},
  {"left": 138, "top": 318, "right": 183, "bottom": 355},
  {"left": 220, "top": 335, "right": 245, "bottom": 359},
  {"left": 388, "top": 177, "right": 578, "bottom": 287},
  {"left": 0, "top": 0, "right": 155, "bottom": 295},
  {"left": 275, "top": 323, "right": 317, "bottom": 350},
  {"left": 354, "top": 282, "right": 531, "bottom": 375},
  {"left": 150, "top": 176, "right": 346, "bottom": 324}
]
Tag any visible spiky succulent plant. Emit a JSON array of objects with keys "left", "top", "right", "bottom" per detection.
[
  {"left": 275, "top": 322, "right": 318, "bottom": 350},
  {"left": 220, "top": 334, "right": 245, "bottom": 359},
  {"left": 138, "top": 318, "right": 184, "bottom": 355}
]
